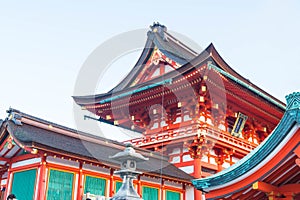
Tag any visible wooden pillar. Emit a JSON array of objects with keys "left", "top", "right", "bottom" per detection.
[
  {"left": 194, "top": 157, "right": 202, "bottom": 200},
  {"left": 214, "top": 148, "right": 231, "bottom": 172},
  {"left": 0, "top": 172, "right": 3, "bottom": 199},
  {"left": 4, "top": 162, "right": 12, "bottom": 199},
  {"left": 36, "top": 156, "right": 47, "bottom": 200},
  {"left": 160, "top": 179, "right": 164, "bottom": 200},
  {"left": 109, "top": 168, "right": 114, "bottom": 197},
  {"left": 187, "top": 134, "right": 206, "bottom": 200},
  {"left": 194, "top": 158, "right": 202, "bottom": 200},
  {"left": 137, "top": 175, "right": 141, "bottom": 197},
  {"left": 182, "top": 184, "right": 186, "bottom": 200},
  {"left": 77, "top": 163, "right": 83, "bottom": 200}
]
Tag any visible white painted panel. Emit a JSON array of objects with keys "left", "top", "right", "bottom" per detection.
[
  {"left": 170, "top": 156, "right": 180, "bottom": 164},
  {"left": 106, "top": 179, "right": 110, "bottom": 197},
  {"left": 201, "top": 155, "right": 208, "bottom": 162},
  {"left": 210, "top": 157, "right": 217, "bottom": 165},
  {"left": 83, "top": 164, "right": 110, "bottom": 174},
  {"left": 169, "top": 148, "right": 180, "bottom": 155},
  {"left": 73, "top": 173, "right": 78, "bottom": 200},
  {"left": 1, "top": 179, "right": 6, "bottom": 185},
  {"left": 160, "top": 121, "right": 167, "bottom": 127},
  {"left": 4, "top": 146, "right": 19, "bottom": 158},
  {"left": 151, "top": 122, "right": 159, "bottom": 130},
  {"left": 164, "top": 180, "right": 182, "bottom": 188},
  {"left": 12, "top": 157, "right": 41, "bottom": 168},
  {"left": 186, "top": 185, "right": 194, "bottom": 200},
  {"left": 183, "top": 115, "right": 191, "bottom": 121},
  {"left": 222, "top": 162, "right": 231, "bottom": 169},
  {"left": 34, "top": 166, "right": 41, "bottom": 200},
  {"left": 0, "top": 147, "right": 7, "bottom": 156},
  {"left": 182, "top": 155, "right": 193, "bottom": 162},
  {"left": 47, "top": 156, "right": 79, "bottom": 168},
  {"left": 174, "top": 117, "right": 181, "bottom": 124},
  {"left": 140, "top": 176, "right": 160, "bottom": 184},
  {"left": 179, "top": 166, "right": 194, "bottom": 174},
  {"left": 209, "top": 149, "right": 216, "bottom": 156},
  {"left": 3, "top": 172, "right": 8, "bottom": 178},
  {"left": 232, "top": 157, "right": 240, "bottom": 163}
]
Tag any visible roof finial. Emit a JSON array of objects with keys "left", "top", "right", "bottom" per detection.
[
  {"left": 150, "top": 22, "right": 167, "bottom": 40},
  {"left": 285, "top": 92, "right": 300, "bottom": 111}
]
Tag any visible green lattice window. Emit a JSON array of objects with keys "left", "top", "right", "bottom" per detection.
[
  {"left": 84, "top": 175, "right": 106, "bottom": 196},
  {"left": 115, "top": 181, "right": 122, "bottom": 193},
  {"left": 11, "top": 169, "right": 37, "bottom": 200},
  {"left": 166, "top": 190, "right": 180, "bottom": 200},
  {"left": 46, "top": 169, "right": 74, "bottom": 200},
  {"left": 142, "top": 186, "right": 158, "bottom": 200}
]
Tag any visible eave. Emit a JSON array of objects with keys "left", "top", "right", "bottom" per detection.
[
  {"left": 2, "top": 108, "right": 193, "bottom": 183},
  {"left": 73, "top": 43, "right": 285, "bottom": 114},
  {"left": 192, "top": 92, "right": 300, "bottom": 199}
]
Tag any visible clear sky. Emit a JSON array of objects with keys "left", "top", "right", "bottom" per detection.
[{"left": 0, "top": 0, "right": 299, "bottom": 140}]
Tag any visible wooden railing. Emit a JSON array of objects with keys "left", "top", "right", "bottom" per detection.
[{"left": 126, "top": 122, "right": 258, "bottom": 152}]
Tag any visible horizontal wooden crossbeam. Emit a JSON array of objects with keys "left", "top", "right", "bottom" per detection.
[
  {"left": 252, "top": 181, "right": 277, "bottom": 193},
  {"left": 0, "top": 157, "right": 9, "bottom": 162},
  {"left": 253, "top": 181, "right": 300, "bottom": 195}
]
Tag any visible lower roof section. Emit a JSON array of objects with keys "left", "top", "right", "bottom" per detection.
[
  {"left": 192, "top": 92, "right": 300, "bottom": 199},
  {"left": 0, "top": 108, "right": 193, "bottom": 183}
]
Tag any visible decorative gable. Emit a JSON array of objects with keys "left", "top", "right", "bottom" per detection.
[{"left": 130, "top": 47, "right": 181, "bottom": 87}]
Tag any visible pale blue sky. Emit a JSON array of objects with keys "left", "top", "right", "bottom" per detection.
[{"left": 0, "top": 1, "right": 299, "bottom": 139}]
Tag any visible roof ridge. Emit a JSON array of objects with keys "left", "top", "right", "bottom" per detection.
[{"left": 6, "top": 107, "right": 169, "bottom": 160}]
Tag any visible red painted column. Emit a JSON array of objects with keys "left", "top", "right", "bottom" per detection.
[
  {"left": 36, "top": 155, "right": 47, "bottom": 200},
  {"left": 0, "top": 172, "right": 3, "bottom": 198},
  {"left": 77, "top": 163, "right": 83, "bottom": 200},
  {"left": 160, "top": 179, "right": 164, "bottom": 200},
  {"left": 137, "top": 175, "right": 141, "bottom": 197},
  {"left": 194, "top": 157, "right": 202, "bottom": 200},
  {"left": 182, "top": 184, "right": 186, "bottom": 200},
  {"left": 187, "top": 134, "right": 206, "bottom": 200},
  {"left": 109, "top": 168, "right": 114, "bottom": 197},
  {"left": 4, "top": 162, "right": 12, "bottom": 199}
]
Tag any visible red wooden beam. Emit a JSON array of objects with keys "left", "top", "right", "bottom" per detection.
[
  {"left": 278, "top": 184, "right": 300, "bottom": 193},
  {"left": 10, "top": 153, "right": 39, "bottom": 163},
  {"left": 0, "top": 157, "right": 9, "bottom": 162},
  {"left": 252, "top": 181, "right": 278, "bottom": 193},
  {"left": 294, "top": 145, "right": 300, "bottom": 158},
  {"left": 253, "top": 181, "right": 300, "bottom": 196}
]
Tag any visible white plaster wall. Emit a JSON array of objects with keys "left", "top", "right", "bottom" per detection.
[
  {"left": 11, "top": 157, "right": 41, "bottom": 168},
  {"left": 83, "top": 164, "right": 110, "bottom": 174},
  {"left": 186, "top": 185, "right": 194, "bottom": 200},
  {"left": 46, "top": 156, "right": 79, "bottom": 168}
]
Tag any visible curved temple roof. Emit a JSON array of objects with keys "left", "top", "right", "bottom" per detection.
[
  {"left": 73, "top": 23, "right": 284, "bottom": 110},
  {"left": 0, "top": 108, "right": 193, "bottom": 182},
  {"left": 72, "top": 23, "right": 285, "bottom": 135},
  {"left": 192, "top": 92, "right": 300, "bottom": 199}
]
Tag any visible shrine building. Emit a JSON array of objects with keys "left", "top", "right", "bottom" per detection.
[
  {"left": 73, "top": 23, "right": 288, "bottom": 199},
  {"left": 0, "top": 108, "right": 193, "bottom": 200},
  {"left": 0, "top": 22, "right": 298, "bottom": 200}
]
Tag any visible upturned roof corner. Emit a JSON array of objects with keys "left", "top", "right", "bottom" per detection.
[{"left": 285, "top": 92, "right": 300, "bottom": 111}]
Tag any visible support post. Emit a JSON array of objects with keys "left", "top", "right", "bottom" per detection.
[
  {"left": 186, "top": 132, "right": 208, "bottom": 200},
  {"left": 36, "top": 156, "right": 47, "bottom": 200},
  {"left": 182, "top": 184, "right": 186, "bottom": 200},
  {"left": 3, "top": 162, "right": 12, "bottom": 199},
  {"left": 194, "top": 157, "right": 202, "bottom": 200},
  {"left": 77, "top": 162, "right": 83, "bottom": 200},
  {"left": 109, "top": 168, "right": 114, "bottom": 197},
  {"left": 137, "top": 175, "right": 141, "bottom": 197}
]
